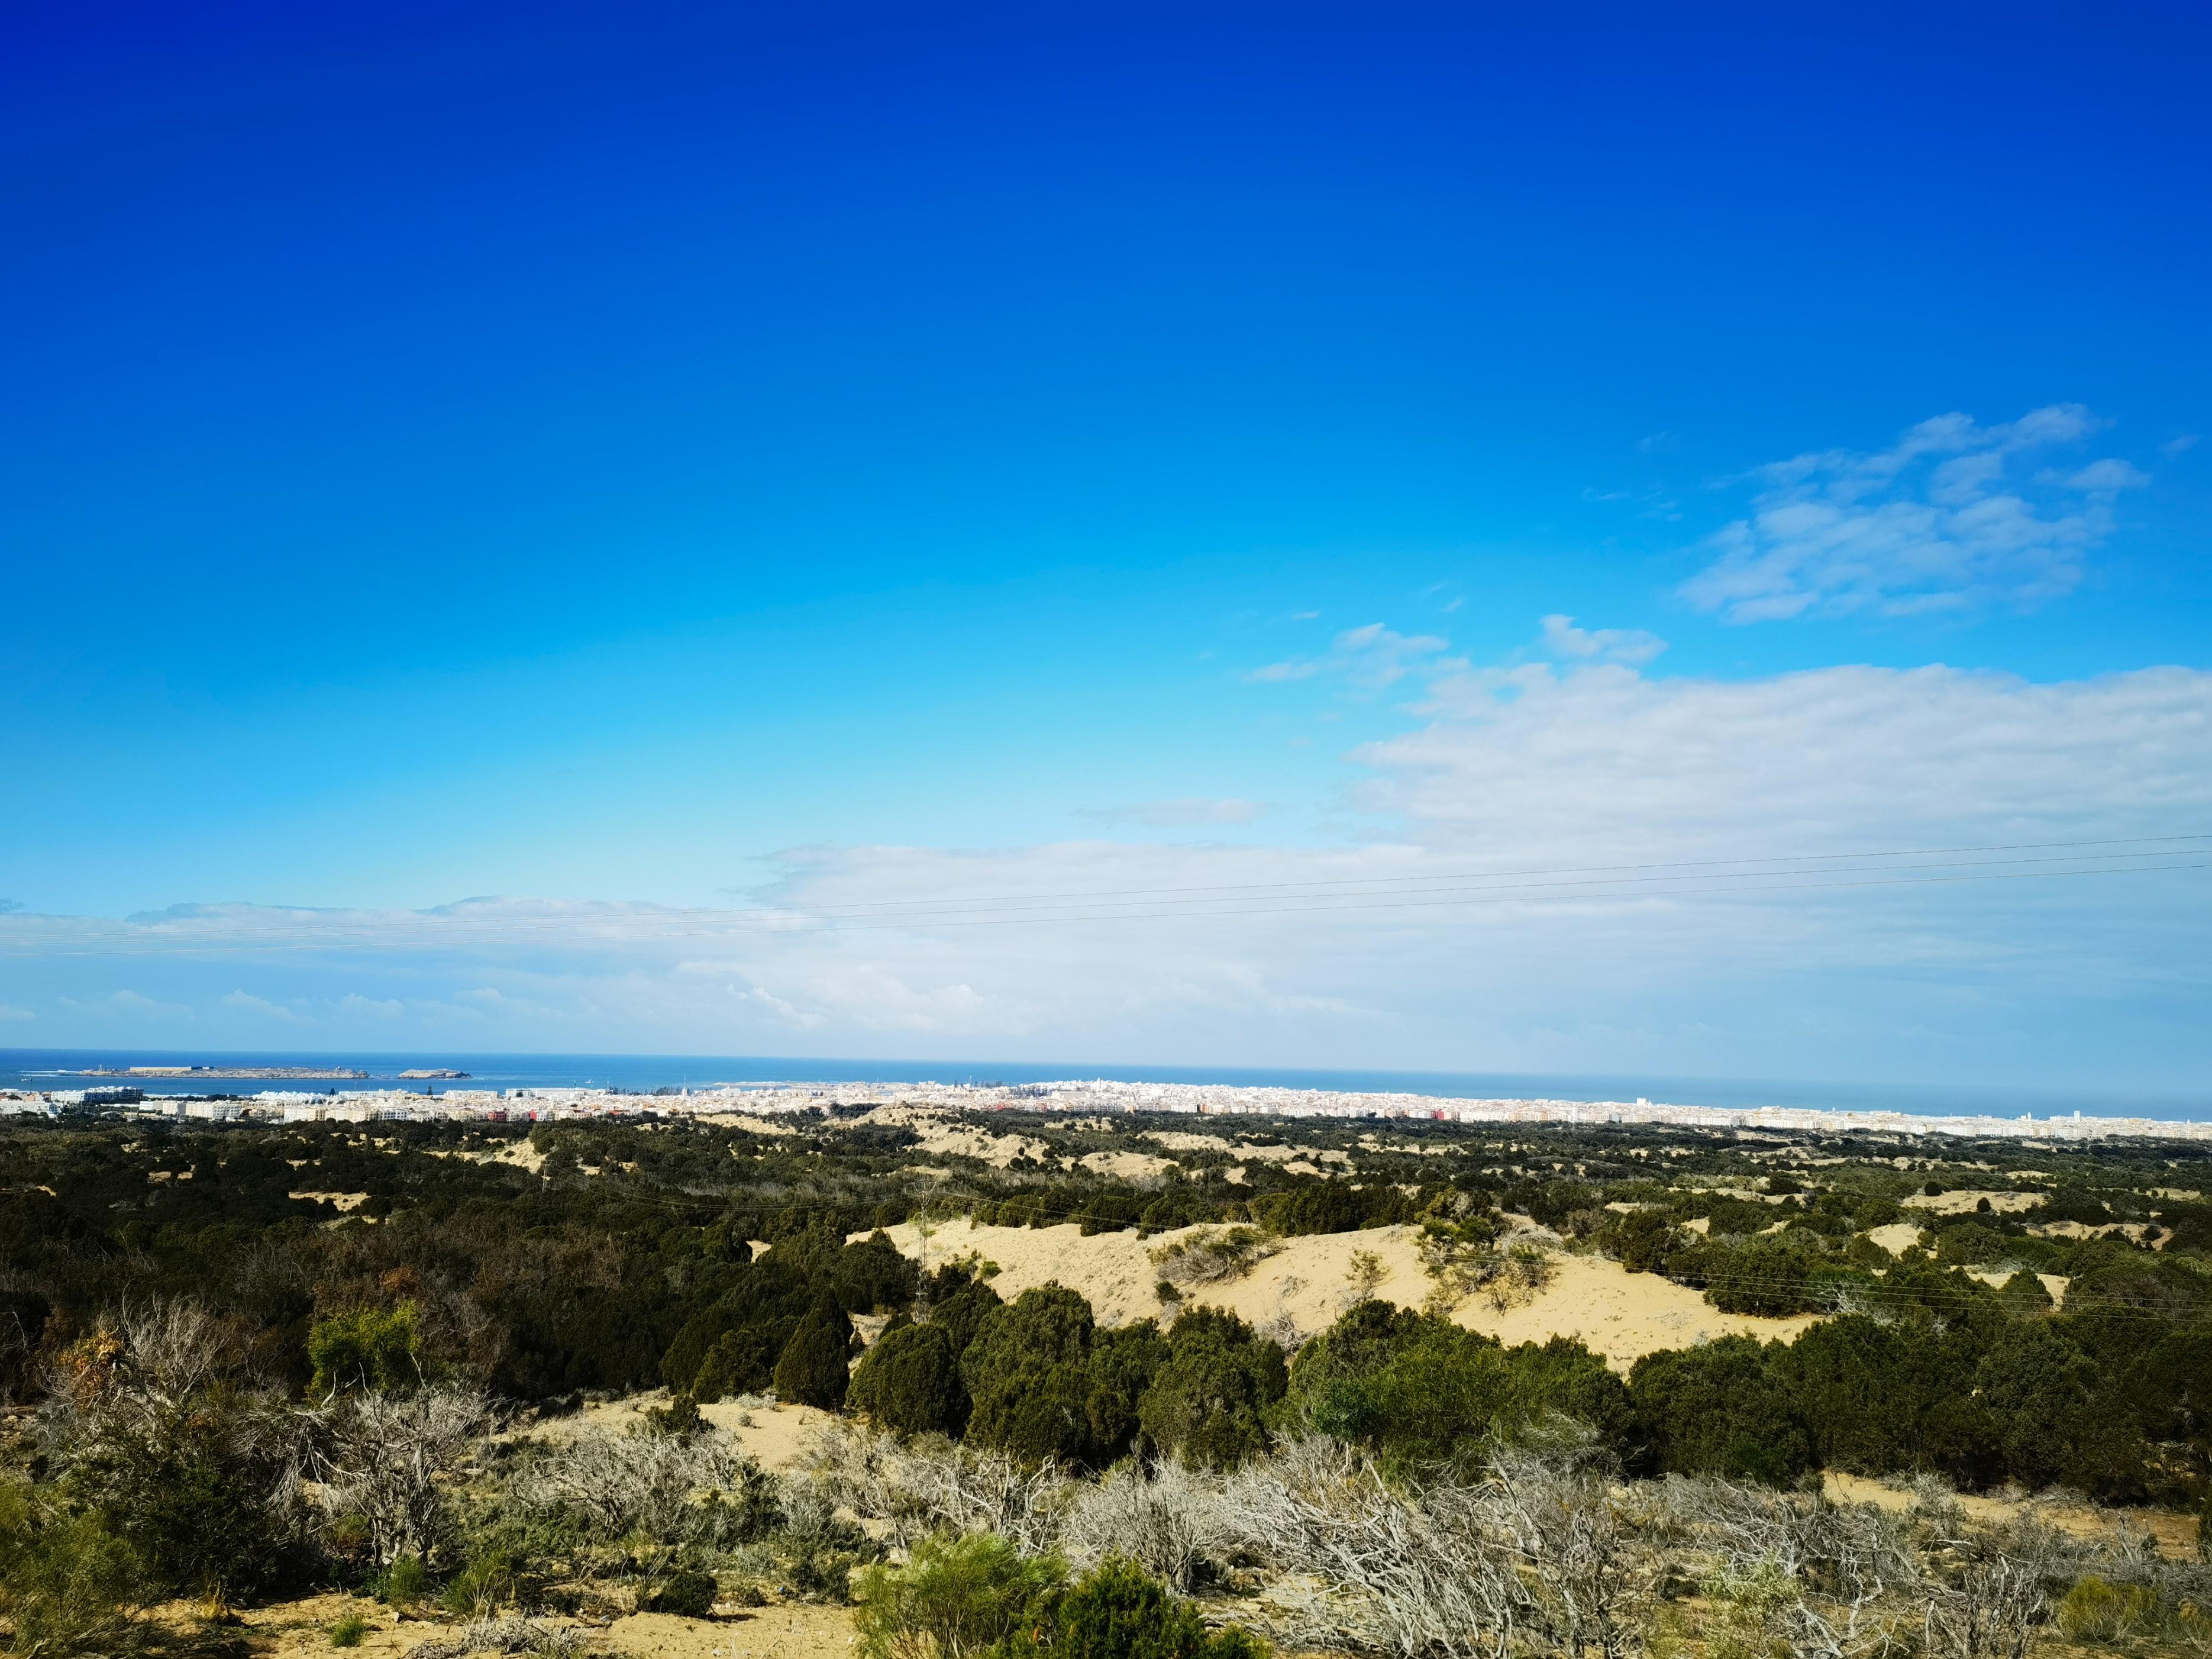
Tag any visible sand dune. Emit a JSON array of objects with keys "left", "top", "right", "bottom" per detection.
[{"left": 870, "top": 1218, "right": 1817, "bottom": 1368}]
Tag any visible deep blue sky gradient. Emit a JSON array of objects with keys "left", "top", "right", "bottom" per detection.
[{"left": 4, "top": 3, "right": 2208, "bottom": 1080}]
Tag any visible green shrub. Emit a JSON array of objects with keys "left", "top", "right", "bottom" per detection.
[
  {"left": 2056, "top": 1575, "right": 2163, "bottom": 1642},
  {"left": 329, "top": 1612, "right": 369, "bottom": 1647},
  {"left": 775, "top": 1299, "right": 855, "bottom": 1409},
  {"left": 374, "top": 1554, "right": 428, "bottom": 1605},
  {"left": 0, "top": 1483, "right": 146, "bottom": 1657},
  {"left": 854, "top": 1532, "right": 1064, "bottom": 1659},
  {"left": 642, "top": 1567, "right": 719, "bottom": 1617},
  {"left": 998, "top": 1555, "right": 1266, "bottom": 1659},
  {"left": 1600, "top": 1209, "right": 1676, "bottom": 1274},
  {"left": 63, "top": 1397, "right": 305, "bottom": 1603},
  {"left": 440, "top": 1547, "right": 534, "bottom": 1616}
]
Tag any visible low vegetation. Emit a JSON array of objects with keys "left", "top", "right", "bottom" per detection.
[{"left": 1, "top": 1101, "right": 2208, "bottom": 1653}]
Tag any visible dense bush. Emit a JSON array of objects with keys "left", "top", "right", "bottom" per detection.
[
  {"left": 309, "top": 1302, "right": 426, "bottom": 1397},
  {"left": 961, "top": 1287, "right": 1164, "bottom": 1469},
  {"left": 1283, "top": 1302, "right": 1628, "bottom": 1470},
  {"left": 998, "top": 1555, "right": 1267, "bottom": 1659},
  {"left": 1629, "top": 1337, "right": 1812, "bottom": 1485},
  {"left": 1136, "top": 1308, "right": 1286, "bottom": 1470}
]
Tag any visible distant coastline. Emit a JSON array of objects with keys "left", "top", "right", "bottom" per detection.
[{"left": 1, "top": 1048, "right": 2201, "bottom": 1123}]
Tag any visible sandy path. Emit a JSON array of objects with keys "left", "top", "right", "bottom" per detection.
[
  {"left": 221, "top": 1590, "right": 860, "bottom": 1658},
  {"left": 867, "top": 1218, "right": 1817, "bottom": 1367},
  {"left": 608, "top": 1603, "right": 857, "bottom": 1659}
]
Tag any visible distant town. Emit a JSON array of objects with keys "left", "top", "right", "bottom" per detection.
[{"left": 5, "top": 1073, "right": 2207, "bottom": 1143}]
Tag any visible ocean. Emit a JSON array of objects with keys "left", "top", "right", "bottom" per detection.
[{"left": 1, "top": 1048, "right": 2203, "bottom": 1122}]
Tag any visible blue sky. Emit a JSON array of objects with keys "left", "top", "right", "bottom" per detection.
[{"left": 4, "top": 2, "right": 2209, "bottom": 1092}]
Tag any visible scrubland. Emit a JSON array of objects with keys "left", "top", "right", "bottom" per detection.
[{"left": 2, "top": 1103, "right": 2207, "bottom": 1657}]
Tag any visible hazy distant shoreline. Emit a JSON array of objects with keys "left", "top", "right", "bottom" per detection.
[{"left": 0, "top": 1048, "right": 2201, "bottom": 1124}]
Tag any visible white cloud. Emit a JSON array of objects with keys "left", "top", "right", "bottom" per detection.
[
  {"left": 0, "top": 1004, "right": 31, "bottom": 1021},
  {"left": 1081, "top": 798, "right": 1270, "bottom": 827},
  {"left": 1538, "top": 614, "right": 1667, "bottom": 666},
  {"left": 6, "top": 643, "right": 2208, "bottom": 1085},
  {"left": 1680, "top": 405, "right": 2143, "bottom": 623},
  {"left": 2161, "top": 434, "right": 2198, "bottom": 456}
]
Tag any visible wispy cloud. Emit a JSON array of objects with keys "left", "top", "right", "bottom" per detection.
[
  {"left": 221, "top": 989, "right": 302, "bottom": 1021},
  {"left": 0, "top": 1005, "right": 32, "bottom": 1021},
  {"left": 1247, "top": 622, "right": 1451, "bottom": 689},
  {"left": 1680, "top": 405, "right": 2142, "bottom": 624},
  {"left": 1538, "top": 614, "right": 1667, "bottom": 667},
  {"left": 1081, "top": 798, "right": 1270, "bottom": 827}
]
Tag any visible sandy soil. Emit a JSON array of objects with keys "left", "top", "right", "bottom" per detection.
[
  {"left": 1901, "top": 1190, "right": 2043, "bottom": 1216},
  {"left": 1076, "top": 1148, "right": 1181, "bottom": 1180},
  {"left": 607, "top": 1603, "right": 857, "bottom": 1659},
  {"left": 863, "top": 1218, "right": 1817, "bottom": 1366},
  {"left": 492, "top": 1138, "right": 549, "bottom": 1172},
  {"left": 694, "top": 1114, "right": 799, "bottom": 1137}
]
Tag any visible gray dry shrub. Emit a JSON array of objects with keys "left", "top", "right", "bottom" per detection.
[
  {"left": 1061, "top": 1458, "right": 1232, "bottom": 1593},
  {"left": 313, "top": 1382, "right": 489, "bottom": 1566},
  {"left": 803, "top": 1420, "right": 1072, "bottom": 1556},
  {"left": 518, "top": 1423, "right": 758, "bottom": 1548},
  {"left": 1149, "top": 1227, "right": 1278, "bottom": 1289},
  {"left": 1220, "top": 1435, "right": 1654, "bottom": 1659}
]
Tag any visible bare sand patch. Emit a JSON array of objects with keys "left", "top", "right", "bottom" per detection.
[
  {"left": 1865, "top": 1221, "right": 1927, "bottom": 1255},
  {"left": 1901, "top": 1190, "right": 2042, "bottom": 1216},
  {"left": 695, "top": 1113, "right": 799, "bottom": 1137},
  {"left": 1144, "top": 1131, "right": 1238, "bottom": 1154},
  {"left": 1454, "top": 1250, "right": 1819, "bottom": 1368},
  {"left": 214, "top": 1590, "right": 857, "bottom": 1659},
  {"left": 289, "top": 1190, "right": 369, "bottom": 1210},
  {"left": 516, "top": 1394, "right": 835, "bottom": 1474},
  {"left": 493, "top": 1138, "right": 548, "bottom": 1172}
]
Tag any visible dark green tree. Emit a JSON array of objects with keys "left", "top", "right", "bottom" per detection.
[
  {"left": 774, "top": 1298, "right": 855, "bottom": 1410},
  {"left": 848, "top": 1322, "right": 967, "bottom": 1435}
]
